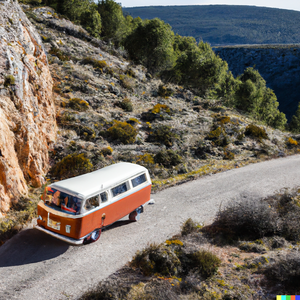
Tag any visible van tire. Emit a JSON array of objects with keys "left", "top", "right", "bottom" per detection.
[
  {"left": 84, "top": 229, "right": 101, "bottom": 244},
  {"left": 129, "top": 211, "right": 140, "bottom": 221}
]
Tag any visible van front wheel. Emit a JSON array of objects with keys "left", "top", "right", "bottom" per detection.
[{"left": 84, "top": 229, "right": 101, "bottom": 244}]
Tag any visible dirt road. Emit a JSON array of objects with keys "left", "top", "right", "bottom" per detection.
[{"left": 0, "top": 155, "right": 300, "bottom": 300}]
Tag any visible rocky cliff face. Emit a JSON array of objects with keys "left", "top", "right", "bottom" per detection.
[
  {"left": 215, "top": 45, "right": 300, "bottom": 121},
  {"left": 0, "top": 0, "right": 56, "bottom": 214}
]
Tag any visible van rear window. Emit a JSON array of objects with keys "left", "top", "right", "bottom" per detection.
[
  {"left": 111, "top": 182, "right": 128, "bottom": 197},
  {"left": 131, "top": 173, "right": 147, "bottom": 187}
]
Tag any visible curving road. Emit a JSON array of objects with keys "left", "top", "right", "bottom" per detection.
[{"left": 0, "top": 155, "right": 300, "bottom": 300}]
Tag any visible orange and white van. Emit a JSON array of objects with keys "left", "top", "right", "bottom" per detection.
[{"left": 36, "top": 162, "right": 152, "bottom": 245}]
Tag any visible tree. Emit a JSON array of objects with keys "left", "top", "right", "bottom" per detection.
[
  {"left": 80, "top": 4, "right": 102, "bottom": 37},
  {"left": 235, "top": 67, "right": 287, "bottom": 129},
  {"left": 289, "top": 102, "right": 300, "bottom": 132},
  {"left": 97, "top": 0, "right": 127, "bottom": 44},
  {"left": 49, "top": 0, "right": 102, "bottom": 37},
  {"left": 173, "top": 41, "right": 229, "bottom": 96},
  {"left": 124, "top": 18, "right": 175, "bottom": 73}
]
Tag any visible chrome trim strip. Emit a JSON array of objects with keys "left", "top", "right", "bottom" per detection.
[{"left": 35, "top": 225, "right": 84, "bottom": 245}]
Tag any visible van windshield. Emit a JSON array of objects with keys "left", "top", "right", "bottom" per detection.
[{"left": 43, "top": 187, "right": 82, "bottom": 215}]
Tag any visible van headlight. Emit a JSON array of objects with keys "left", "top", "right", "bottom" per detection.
[{"left": 66, "top": 225, "right": 71, "bottom": 233}]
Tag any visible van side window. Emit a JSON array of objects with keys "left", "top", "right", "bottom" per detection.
[
  {"left": 131, "top": 173, "right": 147, "bottom": 187},
  {"left": 100, "top": 191, "right": 108, "bottom": 203},
  {"left": 84, "top": 195, "right": 100, "bottom": 211},
  {"left": 111, "top": 182, "right": 128, "bottom": 197}
]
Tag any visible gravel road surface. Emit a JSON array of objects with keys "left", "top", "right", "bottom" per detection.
[{"left": 0, "top": 155, "right": 300, "bottom": 300}]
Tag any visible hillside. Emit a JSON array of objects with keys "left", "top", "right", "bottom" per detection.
[
  {"left": 22, "top": 6, "right": 296, "bottom": 188},
  {"left": 0, "top": 1, "right": 299, "bottom": 234},
  {"left": 215, "top": 45, "right": 300, "bottom": 121},
  {"left": 123, "top": 5, "right": 300, "bottom": 46}
]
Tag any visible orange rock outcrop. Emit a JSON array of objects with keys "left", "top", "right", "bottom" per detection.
[{"left": 0, "top": 0, "right": 56, "bottom": 215}]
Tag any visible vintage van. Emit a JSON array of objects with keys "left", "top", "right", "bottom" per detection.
[{"left": 36, "top": 162, "right": 152, "bottom": 245}]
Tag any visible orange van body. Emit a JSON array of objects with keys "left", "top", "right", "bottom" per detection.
[{"left": 35, "top": 163, "right": 152, "bottom": 244}]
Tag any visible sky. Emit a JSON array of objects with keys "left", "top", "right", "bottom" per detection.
[{"left": 121, "top": 0, "right": 300, "bottom": 12}]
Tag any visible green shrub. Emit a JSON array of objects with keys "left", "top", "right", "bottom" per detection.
[
  {"left": 147, "top": 125, "right": 178, "bottom": 148},
  {"left": 114, "top": 98, "right": 133, "bottom": 112},
  {"left": 238, "top": 241, "right": 267, "bottom": 253},
  {"left": 79, "top": 126, "right": 96, "bottom": 141},
  {"left": 181, "top": 218, "right": 201, "bottom": 236},
  {"left": 136, "top": 153, "right": 155, "bottom": 166},
  {"left": 119, "top": 74, "right": 134, "bottom": 90},
  {"left": 186, "top": 250, "right": 221, "bottom": 279},
  {"left": 154, "top": 149, "right": 182, "bottom": 168},
  {"left": 49, "top": 47, "right": 70, "bottom": 61},
  {"left": 101, "top": 146, "right": 113, "bottom": 156},
  {"left": 158, "top": 85, "right": 173, "bottom": 98},
  {"left": 50, "top": 153, "right": 93, "bottom": 179},
  {"left": 275, "top": 192, "right": 300, "bottom": 241},
  {"left": 107, "top": 120, "right": 138, "bottom": 144},
  {"left": 209, "top": 190, "right": 300, "bottom": 243},
  {"left": 81, "top": 57, "right": 107, "bottom": 69},
  {"left": 142, "top": 104, "right": 172, "bottom": 121},
  {"left": 207, "top": 126, "right": 230, "bottom": 147},
  {"left": 0, "top": 196, "right": 38, "bottom": 246},
  {"left": 264, "top": 252, "right": 300, "bottom": 291},
  {"left": 212, "top": 198, "right": 279, "bottom": 240},
  {"left": 194, "top": 141, "right": 212, "bottom": 159},
  {"left": 4, "top": 75, "right": 15, "bottom": 87},
  {"left": 223, "top": 150, "right": 235, "bottom": 160},
  {"left": 207, "top": 126, "right": 222, "bottom": 139},
  {"left": 217, "top": 116, "right": 231, "bottom": 125},
  {"left": 130, "top": 280, "right": 179, "bottom": 300},
  {"left": 79, "top": 280, "right": 128, "bottom": 300},
  {"left": 151, "top": 103, "right": 171, "bottom": 114},
  {"left": 68, "top": 98, "right": 89, "bottom": 111},
  {"left": 286, "top": 137, "right": 298, "bottom": 147},
  {"left": 245, "top": 124, "right": 268, "bottom": 140},
  {"left": 130, "top": 243, "right": 181, "bottom": 276}
]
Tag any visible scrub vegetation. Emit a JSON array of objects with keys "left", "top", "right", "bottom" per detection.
[
  {"left": 0, "top": 191, "right": 41, "bottom": 246},
  {"left": 79, "top": 189, "right": 300, "bottom": 299}
]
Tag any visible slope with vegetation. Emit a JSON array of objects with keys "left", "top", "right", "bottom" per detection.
[
  {"left": 124, "top": 5, "right": 300, "bottom": 46},
  {"left": 80, "top": 188, "right": 300, "bottom": 299}
]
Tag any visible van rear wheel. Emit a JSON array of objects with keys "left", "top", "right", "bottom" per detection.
[
  {"left": 84, "top": 229, "right": 101, "bottom": 244},
  {"left": 129, "top": 211, "right": 140, "bottom": 221}
]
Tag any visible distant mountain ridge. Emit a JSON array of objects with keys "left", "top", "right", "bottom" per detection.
[{"left": 123, "top": 5, "right": 300, "bottom": 46}]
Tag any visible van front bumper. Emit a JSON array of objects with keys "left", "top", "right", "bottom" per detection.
[{"left": 35, "top": 225, "right": 84, "bottom": 245}]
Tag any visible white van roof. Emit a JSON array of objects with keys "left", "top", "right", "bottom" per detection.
[{"left": 50, "top": 162, "right": 149, "bottom": 199}]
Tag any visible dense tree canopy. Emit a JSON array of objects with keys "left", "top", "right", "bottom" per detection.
[
  {"left": 235, "top": 68, "right": 286, "bottom": 129},
  {"left": 124, "top": 18, "right": 175, "bottom": 73},
  {"left": 97, "top": 0, "right": 127, "bottom": 43}
]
